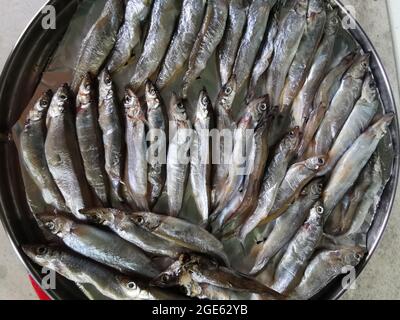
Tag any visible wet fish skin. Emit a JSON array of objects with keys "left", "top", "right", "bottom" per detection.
[
  {"left": 265, "top": 0, "right": 308, "bottom": 107},
  {"left": 45, "top": 84, "right": 92, "bottom": 220},
  {"left": 81, "top": 208, "right": 184, "bottom": 258},
  {"left": 76, "top": 73, "right": 109, "bottom": 206},
  {"left": 232, "top": 0, "right": 277, "bottom": 91},
  {"left": 272, "top": 202, "right": 324, "bottom": 293},
  {"left": 130, "top": 0, "right": 181, "bottom": 90},
  {"left": 298, "top": 52, "right": 356, "bottom": 158},
  {"left": 124, "top": 88, "right": 149, "bottom": 211},
  {"left": 190, "top": 89, "right": 214, "bottom": 224},
  {"left": 20, "top": 90, "right": 69, "bottom": 212},
  {"left": 166, "top": 94, "right": 192, "bottom": 217},
  {"left": 182, "top": 0, "right": 229, "bottom": 98},
  {"left": 145, "top": 80, "right": 167, "bottom": 208},
  {"left": 98, "top": 70, "right": 124, "bottom": 207},
  {"left": 37, "top": 213, "right": 160, "bottom": 278},
  {"left": 292, "top": 247, "right": 365, "bottom": 299},
  {"left": 22, "top": 244, "right": 174, "bottom": 300},
  {"left": 238, "top": 127, "right": 301, "bottom": 243},
  {"left": 72, "top": 0, "right": 124, "bottom": 92},
  {"left": 281, "top": 0, "right": 326, "bottom": 108},
  {"left": 218, "top": 0, "right": 247, "bottom": 85},
  {"left": 290, "top": 10, "right": 340, "bottom": 128},
  {"left": 156, "top": 0, "right": 207, "bottom": 89},
  {"left": 311, "top": 53, "right": 370, "bottom": 157},
  {"left": 106, "top": 0, "right": 152, "bottom": 73},
  {"left": 250, "top": 180, "right": 324, "bottom": 275},
  {"left": 129, "top": 211, "right": 230, "bottom": 266},
  {"left": 320, "top": 73, "right": 379, "bottom": 175},
  {"left": 323, "top": 114, "right": 394, "bottom": 215}
]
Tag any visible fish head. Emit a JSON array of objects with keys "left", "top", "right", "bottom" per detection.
[
  {"left": 115, "top": 276, "right": 144, "bottom": 299},
  {"left": 325, "top": 10, "right": 340, "bottom": 35},
  {"left": 124, "top": 87, "right": 145, "bottom": 120},
  {"left": 129, "top": 212, "right": 161, "bottom": 231},
  {"left": 170, "top": 92, "right": 188, "bottom": 122},
  {"left": 150, "top": 259, "right": 183, "bottom": 288},
  {"left": 48, "top": 84, "right": 71, "bottom": 118},
  {"left": 145, "top": 80, "right": 162, "bottom": 108},
  {"left": 304, "top": 155, "right": 326, "bottom": 171},
  {"left": 217, "top": 75, "right": 237, "bottom": 112},
  {"left": 79, "top": 208, "right": 120, "bottom": 226},
  {"left": 300, "top": 178, "right": 324, "bottom": 199},
  {"left": 99, "top": 69, "right": 114, "bottom": 101},
  {"left": 361, "top": 72, "right": 377, "bottom": 102},
  {"left": 22, "top": 244, "right": 61, "bottom": 265},
  {"left": 77, "top": 73, "right": 95, "bottom": 105},
  {"left": 37, "top": 213, "right": 74, "bottom": 236},
  {"left": 348, "top": 53, "right": 370, "bottom": 80},
  {"left": 248, "top": 94, "right": 271, "bottom": 128},
  {"left": 330, "top": 247, "right": 365, "bottom": 266},
  {"left": 283, "top": 126, "right": 302, "bottom": 152},
  {"left": 26, "top": 90, "right": 53, "bottom": 125},
  {"left": 308, "top": 201, "right": 325, "bottom": 225},
  {"left": 196, "top": 89, "right": 213, "bottom": 121}
]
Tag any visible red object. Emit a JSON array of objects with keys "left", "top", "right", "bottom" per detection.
[{"left": 29, "top": 276, "right": 51, "bottom": 300}]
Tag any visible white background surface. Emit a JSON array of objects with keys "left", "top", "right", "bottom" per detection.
[{"left": 0, "top": 0, "right": 399, "bottom": 300}]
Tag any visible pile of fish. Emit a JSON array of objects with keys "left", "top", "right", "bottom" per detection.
[{"left": 18, "top": 0, "right": 394, "bottom": 300}]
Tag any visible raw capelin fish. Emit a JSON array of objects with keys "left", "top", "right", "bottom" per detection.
[
  {"left": 106, "top": 0, "right": 153, "bottom": 73},
  {"left": 20, "top": 90, "right": 69, "bottom": 213},
  {"left": 37, "top": 213, "right": 160, "bottom": 278},
  {"left": 129, "top": 0, "right": 181, "bottom": 90},
  {"left": 291, "top": 9, "right": 340, "bottom": 128},
  {"left": 124, "top": 88, "right": 149, "bottom": 211},
  {"left": 265, "top": 0, "right": 308, "bottom": 107},
  {"left": 145, "top": 80, "right": 167, "bottom": 208},
  {"left": 166, "top": 94, "right": 192, "bottom": 217},
  {"left": 190, "top": 89, "right": 214, "bottom": 225},
  {"left": 217, "top": 0, "right": 247, "bottom": 86},
  {"left": 182, "top": 0, "right": 228, "bottom": 98},
  {"left": 22, "top": 245, "right": 179, "bottom": 300},
  {"left": 238, "top": 127, "right": 301, "bottom": 243},
  {"left": 249, "top": 180, "right": 324, "bottom": 275},
  {"left": 98, "top": 70, "right": 124, "bottom": 207},
  {"left": 45, "top": 84, "right": 93, "bottom": 220},
  {"left": 310, "top": 53, "right": 370, "bottom": 158},
  {"left": 71, "top": 0, "right": 124, "bottom": 92},
  {"left": 156, "top": 0, "right": 206, "bottom": 89},
  {"left": 320, "top": 72, "right": 379, "bottom": 175},
  {"left": 211, "top": 75, "right": 238, "bottom": 209},
  {"left": 297, "top": 52, "right": 356, "bottom": 158},
  {"left": 272, "top": 202, "right": 325, "bottom": 294},
  {"left": 281, "top": 0, "right": 327, "bottom": 108},
  {"left": 232, "top": 0, "right": 277, "bottom": 91},
  {"left": 76, "top": 73, "right": 109, "bottom": 206},
  {"left": 80, "top": 208, "right": 184, "bottom": 258},
  {"left": 292, "top": 247, "right": 365, "bottom": 300},
  {"left": 323, "top": 114, "right": 393, "bottom": 216},
  {"left": 127, "top": 211, "right": 230, "bottom": 266}
]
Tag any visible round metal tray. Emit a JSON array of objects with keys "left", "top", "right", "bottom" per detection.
[{"left": 0, "top": 0, "right": 398, "bottom": 300}]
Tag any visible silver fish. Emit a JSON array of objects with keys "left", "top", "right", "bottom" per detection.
[
  {"left": 166, "top": 94, "right": 192, "bottom": 216},
  {"left": 38, "top": 214, "right": 160, "bottom": 278},
  {"left": 71, "top": 0, "right": 124, "bottom": 92},
  {"left": 129, "top": 0, "right": 181, "bottom": 90},
  {"left": 291, "top": 10, "right": 340, "bottom": 128},
  {"left": 145, "top": 80, "right": 167, "bottom": 208},
  {"left": 45, "top": 84, "right": 92, "bottom": 219},
  {"left": 232, "top": 0, "right": 277, "bottom": 91},
  {"left": 323, "top": 114, "right": 393, "bottom": 215},
  {"left": 250, "top": 180, "right": 323, "bottom": 275},
  {"left": 218, "top": 0, "right": 247, "bottom": 85},
  {"left": 190, "top": 89, "right": 214, "bottom": 224},
  {"left": 272, "top": 202, "right": 324, "bottom": 293},
  {"left": 124, "top": 88, "right": 149, "bottom": 211},
  {"left": 311, "top": 53, "right": 370, "bottom": 157},
  {"left": 182, "top": 0, "right": 228, "bottom": 98},
  {"left": 76, "top": 73, "right": 109, "bottom": 206},
  {"left": 281, "top": 0, "right": 326, "bottom": 108},
  {"left": 239, "top": 127, "right": 301, "bottom": 243},
  {"left": 20, "top": 90, "right": 69, "bottom": 212},
  {"left": 156, "top": 0, "right": 207, "bottom": 89},
  {"left": 292, "top": 247, "right": 365, "bottom": 299},
  {"left": 98, "top": 70, "right": 124, "bottom": 207},
  {"left": 320, "top": 73, "right": 379, "bottom": 175},
  {"left": 23, "top": 244, "right": 175, "bottom": 300},
  {"left": 106, "top": 0, "right": 152, "bottom": 73},
  {"left": 129, "top": 211, "right": 230, "bottom": 266},
  {"left": 265, "top": 0, "right": 308, "bottom": 107}
]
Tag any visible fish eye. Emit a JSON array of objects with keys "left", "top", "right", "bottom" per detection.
[
  {"left": 177, "top": 102, "right": 184, "bottom": 110},
  {"left": 136, "top": 216, "right": 145, "bottom": 225},
  {"left": 224, "top": 87, "right": 232, "bottom": 95},
  {"left": 180, "top": 253, "right": 190, "bottom": 264},
  {"left": 331, "top": 16, "right": 339, "bottom": 25},
  {"left": 126, "top": 282, "right": 137, "bottom": 290},
  {"left": 317, "top": 157, "right": 325, "bottom": 165},
  {"left": 355, "top": 253, "right": 362, "bottom": 260},
  {"left": 150, "top": 87, "right": 156, "bottom": 95},
  {"left": 201, "top": 96, "right": 209, "bottom": 106},
  {"left": 124, "top": 95, "right": 133, "bottom": 104},
  {"left": 259, "top": 103, "right": 268, "bottom": 112},
  {"left": 316, "top": 206, "right": 324, "bottom": 214},
  {"left": 104, "top": 76, "right": 112, "bottom": 85},
  {"left": 40, "top": 99, "right": 48, "bottom": 106},
  {"left": 37, "top": 246, "right": 48, "bottom": 255},
  {"left": 59, "top": 94, "right": 67, "bottom": 101},
  {"left": 161, "top": 274, "right": 170, "bottom": 283},
  {"left": 45, "top": 222, "right": 56, "bottom": 231}
]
